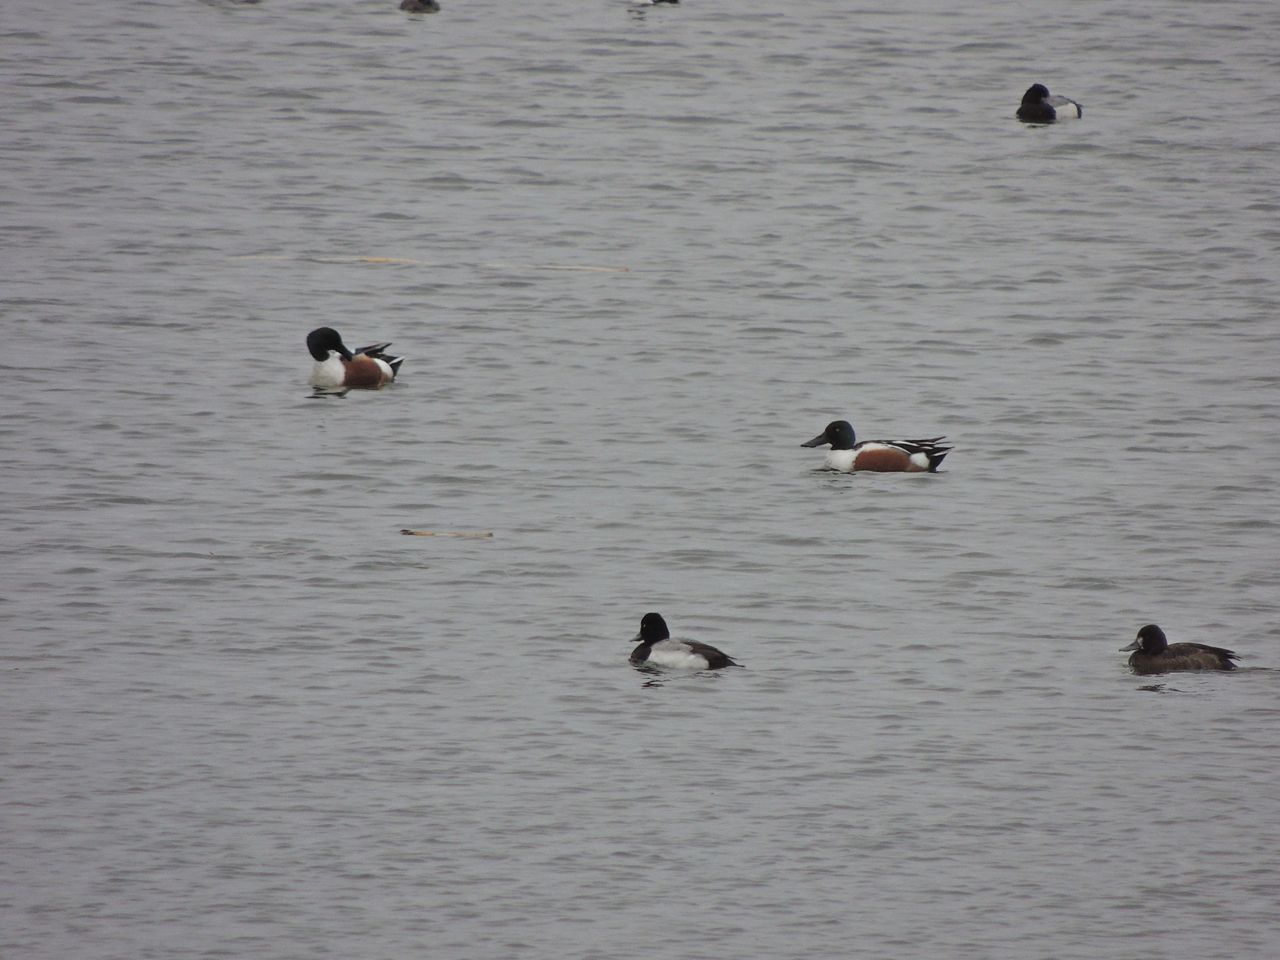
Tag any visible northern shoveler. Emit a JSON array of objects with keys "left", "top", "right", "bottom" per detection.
[
  {"left": 801, "top": 420, "right": 951, "bottom": 473},
  {"left": 630, "top": 613, "right": 737, "bottom": 670},
  {"left": 1016, "top": 83, "right": 1083, "bottom": 124},
  {"left": 1120, "top": 624, "right": 1240, "bottom": 675},
  {"left": 306, "top": 327, "right": 404, "bottom": 391}
]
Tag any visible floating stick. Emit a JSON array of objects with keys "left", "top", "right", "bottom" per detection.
[
  {"left": 230, "top": 254, "right": 628, "bottom": 272},
  {"left": 230, "top": 255, "right": 427, "bottom": 265},
  {"left": 400, "top": 529, "right": 494, "bottom": 539},
  {"left": 480, "top": 262, "right": 630, "bottom": 273}
]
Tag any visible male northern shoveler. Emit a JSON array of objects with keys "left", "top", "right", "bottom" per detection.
[
  {"left": 1120, "top": 624, "right": 1241, "bottom": 675},
  {"left": 801, "top": 420, "right": 951, "bottom": 473},
  {"left": 629, "top": 613, "right": 737, "bottom": 670},
  {"left": 306, "top": 327, "right": 404, "bottom": 391},
  {"left": 1016, "top": 83, "right": 1083, "bottom": 124}
]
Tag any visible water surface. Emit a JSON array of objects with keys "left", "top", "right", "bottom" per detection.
[{"left": 3, "top": 1, "right": 1279, "bottom": 958}]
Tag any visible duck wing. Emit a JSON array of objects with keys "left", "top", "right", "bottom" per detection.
[
  {"left": 1165, "top": 642, "right": 1240, "bottom": 669},
  {"left": 686, "top": 640, "right": 737, "bottom": 669}
]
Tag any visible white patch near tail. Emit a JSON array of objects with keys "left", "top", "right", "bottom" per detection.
[{"left": 1048, "top": 96, "right": 1082, "bottom": 119}]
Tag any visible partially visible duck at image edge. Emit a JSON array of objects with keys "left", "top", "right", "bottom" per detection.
[
  {"left": 629, "top": 613, "right": 737, "bottom": 670},
  {"left": 1120, "top": 624, "right": 1241, "bottom": 675}
]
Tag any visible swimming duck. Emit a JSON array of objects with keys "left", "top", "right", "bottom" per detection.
[
  {"left": 1120, "top": 624, "right": 1240, "bottom": 675},
  {"left": 306, "top": 327, "right": 404, "bottom": 391},
  {"left": 1016, "top": 83, "right": 1083, "bottom": 124},
  {"left": 629, "top": 613, "right": 736, "bottom": 670},
  {"left": 801, "top": 420, "right": 951, "bottom": 473},
  {"left": 400, "top": 0, "right": 440, "bottom": 12}
]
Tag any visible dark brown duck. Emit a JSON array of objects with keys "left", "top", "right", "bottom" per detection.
[{"left": 1120, "top": 624, "right": 1240, "bottom": 675}]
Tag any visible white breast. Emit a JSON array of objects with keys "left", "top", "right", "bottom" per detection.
[
  {"left": 825, "top": 448, "right": 857, "bottom": 472},
  {"left": 309, "top": 355, "right": 346, "bottom": 389}
]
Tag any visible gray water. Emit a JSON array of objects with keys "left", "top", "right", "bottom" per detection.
[{"left": 4, "top": 1, "right": 1279, "bottom": 957}]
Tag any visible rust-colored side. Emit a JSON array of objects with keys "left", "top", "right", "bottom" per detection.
[
  {"left": 343, "top": 356, "right": 389, "bottom": 389},
  {"left": 851, "top": 448, "right": 917, "bottom": 472}
]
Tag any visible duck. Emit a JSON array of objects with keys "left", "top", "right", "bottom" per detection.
[
  {"left": 399, "top": 0, "right": 440, "bottom": 12},
  {"left": 1016, "top": 83, "right": 1083, "bottom": 124},
  {"left": 801, "top": 420, "right": 951, "bottom": 473},
  {"left": 306, "top": 327, "right": 404, "bottom": 391},
  {"left": 629, "top": 613, "right": 737, "bottom": 670},
  {"left": 1120, "top": 624, "right": 1240, "bottom": 675}
]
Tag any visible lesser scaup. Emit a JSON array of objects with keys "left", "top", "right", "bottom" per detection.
[
  {"left": 1120, "top": 624, "right": 1240, "bottom": 675},
  {"left": 307, "top": 327, "right": 404, "bottom": 391},
  {"left": 1016, "top": 83, "right": 1082, "bottom": 124},
  {"left": 801, "top": 420, "right": 951, "bottom": 473},
  {"left": 630, "top": 613, "right": 737, "bottom": 670}
]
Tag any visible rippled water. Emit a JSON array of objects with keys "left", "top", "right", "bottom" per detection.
[{"left": 4, "top": 1, "right": 1279, "bottom": 957}]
